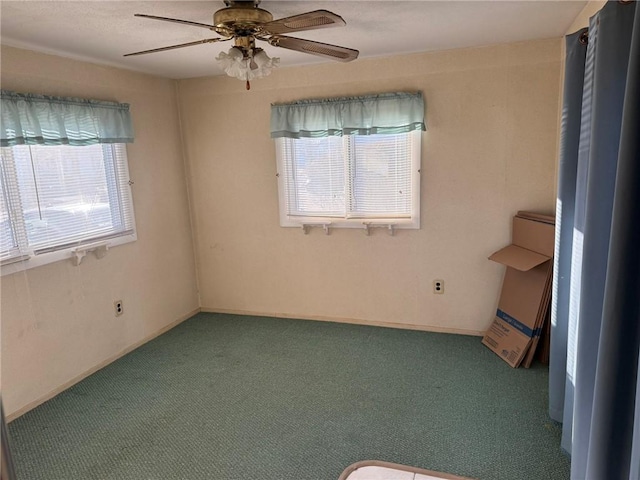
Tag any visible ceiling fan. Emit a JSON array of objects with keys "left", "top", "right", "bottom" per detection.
[{"left": 124, "top": 0, "right": 359, "bottom": 89}]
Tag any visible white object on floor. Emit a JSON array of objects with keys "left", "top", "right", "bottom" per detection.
[
  {"left": 339, "top": 460, "right": 475, "bottom": 480},
  {"left": 344, "top": 466, "right": 443, "bottom": 480}
]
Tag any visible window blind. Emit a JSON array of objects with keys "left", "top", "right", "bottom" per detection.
[
  {"left": 280, "top": 136, "right": 346, "bottom": 217},
  {"left": 0, "top": 144, "right": 135, "bottom": 259},
  {"left": 277, "top": 131, "right": 419, "bottom": 224},
  {"left": 350, "top": 133, "right": 412, "bottom": 218}
]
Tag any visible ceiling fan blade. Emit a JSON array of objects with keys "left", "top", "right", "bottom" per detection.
[
  {"left": 134, "top": 14, "right": 215, "bottom": 30},
  {"left": 124, "top": 38, "right": 225, "bottom": 57},
  {"left": 269, "top": 36, "right": 359, "bottom": 62},
  {"left": 261, "top": 10, "right": 345, "bottom": 35}
]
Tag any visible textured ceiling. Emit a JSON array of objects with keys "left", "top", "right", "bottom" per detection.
[{"left": 0, "top": 1, "right": 587, "bottom": 79}]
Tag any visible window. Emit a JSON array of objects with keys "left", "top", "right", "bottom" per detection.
[
  {"left": 1, "top": 144, "right": 135, "bottom": 266},
  {"left": 0, "top": 90, "right": 135, "bottom": 273},
  {"left": 275, "top": 131, "right": 421, "bottom": 228},
  {"left": 271, "top": 92, "right": 425, "bottom": 230}
]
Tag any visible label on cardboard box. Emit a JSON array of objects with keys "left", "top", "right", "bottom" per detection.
[
  {"left": 496, "top": 309, "right": 537, "bottom": 337},
  {"left": 482, "top": 316, "right": 532, "bottom": 367}
]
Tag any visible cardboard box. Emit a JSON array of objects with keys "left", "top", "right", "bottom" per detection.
[{"left": 482, "top": 212, "right": 555, "bottom": 368}]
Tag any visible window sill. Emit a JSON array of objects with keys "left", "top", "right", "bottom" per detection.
[
  {"left": 0, "top": 232, "right": 137, "bottom": 276},
  {"left": 281, "top": 218, "right": 420, "bottom": 235}
]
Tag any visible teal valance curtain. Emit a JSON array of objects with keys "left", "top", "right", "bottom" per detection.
[
  {"left": 270, "top": 92, "right": 426, "bottom": 139},
  {"left": 0, "top": 90, "right": 134, "bottom": 147}
]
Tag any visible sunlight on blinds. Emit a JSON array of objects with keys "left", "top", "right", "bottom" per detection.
[
  {"left": 350, "top": 133, "right": 412, "bottom": 218},
  {"left": 277, "top": 131, "right": 418, "bottom": 226},
  {"left": 1, "top": 144, "right": 135, "bottom": 256},
  {"left": 281, "top": 136, "right": 345, "bottom": 217}
]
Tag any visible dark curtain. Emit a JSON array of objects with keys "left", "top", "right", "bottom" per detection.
[{"left": 549, "top": 1, "right": 640, "bottom": 479}]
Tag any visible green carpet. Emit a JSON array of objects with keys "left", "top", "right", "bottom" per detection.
[{"left": 8, "top": 313, "right": 570, "bottom": 480}]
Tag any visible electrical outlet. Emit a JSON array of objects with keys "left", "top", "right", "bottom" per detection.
[
  {"left": 114, "top": 300, "right": 124, "bottom": 316},
  {"left": 433, "top": 280, "right": 445, "bottom": 294}
]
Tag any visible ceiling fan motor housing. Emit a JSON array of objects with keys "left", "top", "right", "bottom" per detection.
[{"left": 214, "top": 1, "right": 273, "bottom": 37}]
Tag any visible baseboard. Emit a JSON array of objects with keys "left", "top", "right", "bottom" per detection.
[
  {"left": 7, "top": 307, "right": 201, "bottom": 422},
  {"left": 201, "top": 307, "right": 485, "bottom": 337}
]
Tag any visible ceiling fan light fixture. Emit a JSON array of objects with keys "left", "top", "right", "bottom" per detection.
[
  {"left": 215, "top": 45, "right": 279, "bottom": 86},
  {"left": 253, "top": 48, "right": 278, "bottom": 69}
]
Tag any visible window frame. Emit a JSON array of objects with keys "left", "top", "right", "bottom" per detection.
[
  {"left": 275, "top": 130, "right": 422, "bottom": 230},
  {"left": 1, "top": 143, "right": 137, "bottom": 276}
]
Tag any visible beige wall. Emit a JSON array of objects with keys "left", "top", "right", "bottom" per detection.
[
  {"left": 177, "top": 38, "right": 562, "bottom": 335},
  {"left": 0, "top": 46, "right": 199, "bottom": 417},
  {"left": 567, "top": 1, "right": 606, "bottom": 33}
]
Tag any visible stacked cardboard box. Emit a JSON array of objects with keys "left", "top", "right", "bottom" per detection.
[
  {"left": 536, "top": 308, "right": 552, "bottom": 365},
  {"left": 482, "top": 211, "right": 555, "bottom": 368}
]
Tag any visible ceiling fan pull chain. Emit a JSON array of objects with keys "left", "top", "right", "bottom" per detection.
[{"left": 246, "top": 80, "right": 251, "bottom": 90}]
